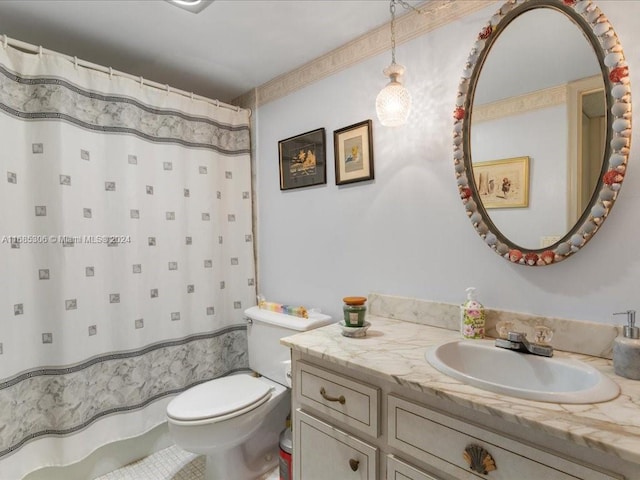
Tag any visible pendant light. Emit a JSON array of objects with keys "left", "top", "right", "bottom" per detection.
[{"left": 376, "top": 0, "right": 412, "bottom": 127}]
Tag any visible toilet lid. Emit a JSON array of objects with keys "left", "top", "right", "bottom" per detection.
[{"left": 167, "top": 374, "right": 272, "bottom": 422}]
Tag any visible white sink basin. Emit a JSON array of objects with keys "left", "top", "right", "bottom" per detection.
[{"left": 425, "top": 340, "right": 619, "bottom": 404}]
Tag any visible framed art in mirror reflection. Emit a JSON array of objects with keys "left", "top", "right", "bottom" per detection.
[{"left": 472, "top": 156, "right": 529, "bottom": 209}]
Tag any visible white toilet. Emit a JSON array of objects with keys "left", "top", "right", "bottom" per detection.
[{"left": 166, "top": 305, "right": 332, "bottom": 480}]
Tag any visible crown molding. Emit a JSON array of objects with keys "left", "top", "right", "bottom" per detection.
[
  {"left": 233, "top": 0, "right": 495, "bottom": 109},
  {"left": 472, "top": 84, "right": 567, "bottom": 123}
]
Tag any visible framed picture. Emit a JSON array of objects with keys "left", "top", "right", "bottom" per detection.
[
  {"left": 278, "top": 128, "right": 326, "bottom": 190},
  {"left": 334, "top": 120, "right": 374, "bottom": 185},
  {"left": 472, "top": 156, "right": 530, "bottom": 209}
]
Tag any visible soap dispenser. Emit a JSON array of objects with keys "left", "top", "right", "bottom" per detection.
[
  {"left": 613, "top": 310, "right": 640, "bottom": 380},
  {"left": 461, "top": 287, "right": 485, "bottom": 339}
]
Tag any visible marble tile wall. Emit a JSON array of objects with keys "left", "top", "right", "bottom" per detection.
[{"left": 368, "top": 293, "right": 621, "bottom": 359}]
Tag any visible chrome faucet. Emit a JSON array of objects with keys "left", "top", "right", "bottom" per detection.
[{"left": 495, "top": 331, "right": 553, "bottom": 357}]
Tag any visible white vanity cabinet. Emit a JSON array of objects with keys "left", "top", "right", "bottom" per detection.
[
  {"left": 291, "top": 351, "right": 627, "bottom": 480},
  {"left": 386, "top": 455, "right": 441, "bottom": 480},
  {"left": 388, "top": 395, "right": 620, "bottom": 480},
  {"left": 293, "top": 360, "right": 381, "bottom": 479},
  {"left": 296, "top": 361, "right": 380, "bottom": 438},
  {"left": 295, "top": 410, "right": 378, "bottom": 479}
]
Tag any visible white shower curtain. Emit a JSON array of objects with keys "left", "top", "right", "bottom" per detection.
[{"left": 0, "top": 44, "right": 255, "bottom": 478}]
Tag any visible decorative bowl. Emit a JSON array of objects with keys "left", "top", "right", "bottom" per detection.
[{"left": 339, "top": 321, "right": 371, "bottom": 338}]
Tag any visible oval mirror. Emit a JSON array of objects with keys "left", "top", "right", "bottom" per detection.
[{"left": 453, "top": 0, "right": 631, "bottom": 266}]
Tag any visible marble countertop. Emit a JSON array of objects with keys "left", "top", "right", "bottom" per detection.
[{"left": 281, "top": 316, "right": 640, "bottom": 465}]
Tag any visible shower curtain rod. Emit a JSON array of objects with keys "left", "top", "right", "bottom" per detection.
[{"left": 1, "top": 33, "right": 251, "bottom": 116}]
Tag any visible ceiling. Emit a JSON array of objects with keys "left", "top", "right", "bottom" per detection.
[{"left": 0, "top": 0, "right": 419, "bottom": 104}]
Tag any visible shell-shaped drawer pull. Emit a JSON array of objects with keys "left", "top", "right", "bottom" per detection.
[
  {"left": 319, "top": 387, "right": 346, "bottom": 404},
  {"left": 463, "top": 444, "right": 496, "bottom": 474},
  {"left": 349, "top": 458, "right": 360, "bottom": 472}
]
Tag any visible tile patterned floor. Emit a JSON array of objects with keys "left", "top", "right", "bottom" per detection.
[{"left": 94, "top": 445, "right": 279, "bottom": 480}]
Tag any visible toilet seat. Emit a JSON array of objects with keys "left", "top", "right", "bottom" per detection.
[{"left": 167, "top": 374, "right": 273, "bottom": 424}]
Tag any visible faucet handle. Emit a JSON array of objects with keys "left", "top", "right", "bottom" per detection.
[
  {"left": 496, "top": 320, "right": 514, "bottom": 339},
  {"left": 534, "top": 326, "right": 553, "bottom": 345}
]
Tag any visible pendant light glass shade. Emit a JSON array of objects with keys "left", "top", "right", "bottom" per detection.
[{"left": 376, "top": 63, "right": 411, "bottom": 127}]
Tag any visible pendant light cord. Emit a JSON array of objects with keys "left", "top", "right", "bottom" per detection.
[
  {"left": 390, "top": 0, "right": 435, "bottom": 66},
  {"left": 390, "top": 0, "right": 398, "bottom": 65}
]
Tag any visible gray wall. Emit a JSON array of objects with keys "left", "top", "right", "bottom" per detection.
[{"left": 254, "top": 1, "right": 640, "bottom": 326}]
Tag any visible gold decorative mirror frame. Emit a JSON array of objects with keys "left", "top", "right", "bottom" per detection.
[{"left": 453, "top": 0, "right": 631, "bottom": 266}]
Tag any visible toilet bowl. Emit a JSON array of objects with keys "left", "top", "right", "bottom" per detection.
[
  {"left": 167, "top": 374, "right": 290, "bottom": 479},
  {"left": 166, "top": 306, "right": 333, "bottom": 480}
]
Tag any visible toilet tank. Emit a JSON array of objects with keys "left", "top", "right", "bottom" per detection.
[{"left": 244, "top": 306, "right": 333, "bottom": 386}]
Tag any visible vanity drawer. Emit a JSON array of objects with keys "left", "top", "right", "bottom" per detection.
[
  {"left": 387, "top": 455, "right": 442, "bottom": 480},
  {"left": 295, "top": 409, "right": 378, "bottom": 480},
  {"left": 296, "top": 361, "right": 380, "bottom": 437},
  {"left": 388, "top": 395, "right": 621, "bottom": 480}
]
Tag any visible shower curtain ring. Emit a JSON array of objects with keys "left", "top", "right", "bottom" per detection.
[
  {"left": 38, "top": 45, "right": 43, "bottom": 58},
  {"left": 2, "top": 35, "right": 7, "bottom": 49},
  {"left": 109, "top": 67, "right": 113, "bottom": 79},
  {"left": 139, "top": 76, "right": 144, "bottom": 87},
  {"left": 74, "top": 56, "right": 78, "bottom": 69}
]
